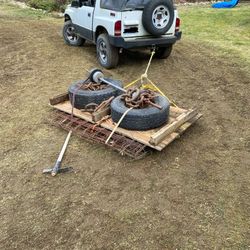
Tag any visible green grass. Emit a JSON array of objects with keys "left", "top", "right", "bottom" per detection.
[
  {"left": 1, "top": 1, "right": 249, "bottom": 67},
  {"left": 0, "top": 2, "right": 49, "bottom": 19},
  {"left": 179, "top": 4, "right": 250, "bottom": 66}
]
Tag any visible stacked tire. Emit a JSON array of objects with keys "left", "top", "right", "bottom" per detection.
[
  {"left": 68, "top": 78, "right": 123, "bottom": 109},
  {"left": 111, "top": 95, "right": 170, "bottom": 131}
]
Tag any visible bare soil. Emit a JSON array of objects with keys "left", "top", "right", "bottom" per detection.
[{"left": 0, "top": 13, "right": 249, "bottom": 250}]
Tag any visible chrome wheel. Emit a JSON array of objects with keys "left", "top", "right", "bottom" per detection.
[
  {"left": 98, "top": 40, "right": 108, "bottom": 64},
  {"left": 65, "top": 26, "right": 79, "bottom": 43},
  {"left": 96, "top": 33, "right": 119, "bottom": 69},
  {"left": 63, "top": 21, "right": 85, "bottom": 46},
  {"left": 152, "top": 5, "right": 170, "bottom": 29}
]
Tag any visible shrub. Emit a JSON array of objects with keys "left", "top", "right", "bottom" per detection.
[{"left": 27, "top": 0, "right": 70, "bottom": 12}]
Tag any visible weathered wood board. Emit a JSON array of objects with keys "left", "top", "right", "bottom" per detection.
[{"left": 51, "top": 99, "right": 202, "bottom": 151}]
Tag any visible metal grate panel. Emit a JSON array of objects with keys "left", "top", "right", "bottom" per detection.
[{"left": 49, "top": 110, "right": 149, "bottom": 159}]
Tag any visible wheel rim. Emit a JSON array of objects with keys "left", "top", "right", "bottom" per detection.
[
  {"left": 98, "top": 40, "right": 108, "bottom": 64},
  {"left": 152, "top": 5, "right": 170, "bottom": 29},
  {"left": 65, "top": 26, "right": 79, "bottom": 43}
]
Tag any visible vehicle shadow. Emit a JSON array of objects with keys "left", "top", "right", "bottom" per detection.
[
  {"left": 83, "top": 42, "right": 155, "bottom": 69},
  {"left": 119, "top": 49, "right": 152, "bottom": 67}
]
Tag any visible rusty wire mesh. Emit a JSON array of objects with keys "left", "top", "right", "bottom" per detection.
[{"left": 48, "top": 110, "right": 150, "bottom": 159}]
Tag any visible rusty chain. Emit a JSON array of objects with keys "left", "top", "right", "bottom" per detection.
[
  {"left": 80, "top": 81, "right": 108, "bottom": 91},
  {"left": 121, "top": 88, "right": 162, "bottom": 109}
]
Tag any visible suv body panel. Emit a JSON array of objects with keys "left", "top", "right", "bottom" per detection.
[
  {"left": 93, "top": 5, "right": 122, "bottom": 38},
  {"left": 121, "top": 10, "right": 177, "bottom": 38},
  {"left": 64, "top": 0, "right": 181, "bottom": 48}
]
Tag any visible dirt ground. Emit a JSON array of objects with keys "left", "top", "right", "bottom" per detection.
[{"left": 0, "top": 9, "right": 250, "bottom": 250}]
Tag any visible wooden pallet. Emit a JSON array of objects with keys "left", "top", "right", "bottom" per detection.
[{"left": 50, "top": 93, "right": 202, "bottom": 151}]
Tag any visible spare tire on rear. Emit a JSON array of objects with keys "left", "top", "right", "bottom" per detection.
[
  {"left": 142, "top": 0, "right": 174, "bottom": 36},
  {"left": 111, "top": 95, "right": 170, "bottom": 131},
  {"left": 68, "top": 78, "right": 123, "bottom": 109}
]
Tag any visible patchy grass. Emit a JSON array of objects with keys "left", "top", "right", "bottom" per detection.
[
  {"left": 0, "top": 2, "right": 249, "bottom": 249},
  {"left": 179, "top": 4, "right": 250, "bottom": 67},
  {"left": 0, "top": 2, "right": 49, "bottom": 19}
]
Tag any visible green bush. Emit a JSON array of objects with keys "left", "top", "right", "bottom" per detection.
[{"left": 27, "top": 0, "right": 70, "bottom": 12}]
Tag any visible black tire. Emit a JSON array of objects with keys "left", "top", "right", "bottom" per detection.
[
  {"left": 68, "top": 78, "right": 123, "bottom": 109},
  {"left": 142, "top": 0, "right": 174, "bottom": 36},
  {"left": 155, "top": 45, "right": 173, "bottom": 59},
  {"left": 63, "top": 20, "right": 85, "bottom": 46},
  {"left": 111, "top": 95, "right": 170, "bottom": 131},
  {"left": 96, "top": 33, "right": 119, "bottom": 69}
]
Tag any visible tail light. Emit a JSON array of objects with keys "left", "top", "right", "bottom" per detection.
[
  {"left": 175, "top": 18, "right": 180, "bottom": 32},
  {"left": 114, "top": 21, "right": 122, "bottom": 36}
]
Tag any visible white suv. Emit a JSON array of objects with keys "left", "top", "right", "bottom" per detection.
[{"left": 63, "top": 0, "right": 182, "bottom": 68}]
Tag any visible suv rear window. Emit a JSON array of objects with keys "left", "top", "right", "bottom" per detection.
[{"left": 100, "top": 0, "right": 150, "bottom": 11}]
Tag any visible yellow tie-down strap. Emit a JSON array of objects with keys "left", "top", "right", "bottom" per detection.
[
  {"left": 124, "top": 78, "right": 178, "bottom": 108},
  {"left": 124, "top": 48, "right": 178, "bottom": 108},
  {"left": 124, "top": 78, "right": 141, "bottom": 89}
]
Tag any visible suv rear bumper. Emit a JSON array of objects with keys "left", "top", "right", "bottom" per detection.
[{"left": 109, "top": 32, "right": 182, "bottom": 49}]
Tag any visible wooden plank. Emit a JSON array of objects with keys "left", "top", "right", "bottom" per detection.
[
  {"left": 103, "top": 119, "right": 164, "bottom": 150},
  {"left": 176, "top": 113, "right": 202, "bottom": 135},
  {"left": 50, "top": 93, "right": 69, "bottom": 106},
  {"left": 156, "top": 113, "right": 202, "bottom": 150},
  {"left": 51, "top": 100, "right": 201, "bottom": 151},
  {"left": 170, "top": 106, "right": 186, "bottom": 114},
  {"left": 52, "top": 101, "right": 163, "bottom": 150},
  {"left": 53, "top": 101, "right": 94, "bottom": 123},
  {"left": 169, "top": 106, "right": 187, "bottom": 118},
  {"left": 149, "top": 109, "right": 198, "bottom": 145},
  {"left": 92, "top": 107, "right": 110, "bottom": 122}
]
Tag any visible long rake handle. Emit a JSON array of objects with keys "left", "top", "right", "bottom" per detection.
[{"left": 51, "top": 130, "right": 72, "bottom": 176}]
